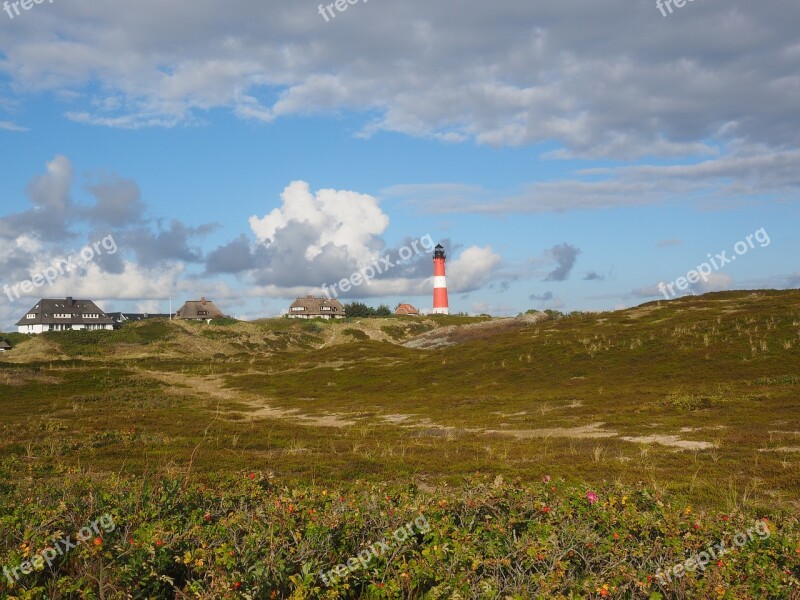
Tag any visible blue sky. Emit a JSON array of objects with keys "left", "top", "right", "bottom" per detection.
[{"left": 0, "top": 1, "right": 798, "bottom": 328}]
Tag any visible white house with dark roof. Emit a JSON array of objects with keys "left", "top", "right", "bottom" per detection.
[{"left": 15, "top": 297, "right": 115, "bottom": 334}]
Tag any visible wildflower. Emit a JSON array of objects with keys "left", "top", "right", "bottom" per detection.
[
  {"left": 613, "top": 532, "right": 620, "bottom": 540},
  {"left": 204, "top": 513, "right": 212, "bottom": 522},
  {"left": 541, "top": 506, "right": 551, "bottom": 513},
  {"left": 93, "top": 537, "right": 103, "bottom": 547},
  {"left": 717, "top": 560, "right": 724, "bottom": 567},
  {"left": 542, "top": 475, "right": 551, "bottom": 483},
  {"left": 248, "top": 473, "right": 255, "bottom": 480},
  {"left": 685, "top": 506, "right": 692, "bottom": 515},
  {"left": 693, "top": 523, "right": 701, "bottom": 530},
  {"left": 586, "top": 491, "right": 598, "bottom": 505},
  {"left": 234, "top": 581, "right": 242, "bottom": 589},
  {"left": 720, "top": 514, "right": 729, "bottom": 521}
]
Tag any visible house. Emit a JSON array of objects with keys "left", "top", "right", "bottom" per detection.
[
  {"left": 15, "top": 297, "right": 115, "bottom": 334},
  {"left": 395, "top": 303, "right": 420, "bottom": 316},
  {"left": 0, "top": 340, "right": 12, "bottom": 352},
  {"left": 107, "top": 312, "right": 172, "bottom": 328},
  {"left": 288, "top": 295, "right": 346, "bottom": 319},
  {"left": 174, "top": 297, "right": 226, "bottom": 321}
]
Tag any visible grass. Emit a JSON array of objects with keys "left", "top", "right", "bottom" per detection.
[{"left": 0, "top": 290, "right": 799, "bottom": 597}]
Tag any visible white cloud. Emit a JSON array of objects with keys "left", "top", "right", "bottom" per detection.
[
  {"left": 447, "top": 246, "right": 502, "bottom": 293},
  {"left": 690, "top": 272, "right": 733, "bottom": 294},
  {"left": 249, "top": 180, "right": 389, "bottom": 266}
]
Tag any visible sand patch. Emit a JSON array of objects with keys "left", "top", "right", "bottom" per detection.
[
  {"left": 486, "top": 422, "right": 617, "bottom": 440},
  {"left": 620, "top": 435, "right": 716, "bottom": 451}
]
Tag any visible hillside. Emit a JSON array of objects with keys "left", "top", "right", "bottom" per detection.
[{"left": 1, "top": 290, "right": 799, "bottom": 598}]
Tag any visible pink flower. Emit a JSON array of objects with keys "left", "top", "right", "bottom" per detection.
[
  {"left": 542, "top": 475, "right": 551, "bottom": 483},
  {"left": 586, "top": 491, "right": 599, "bottom": 505}
]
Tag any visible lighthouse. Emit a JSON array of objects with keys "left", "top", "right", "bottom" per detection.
[{"left": 432, "top": 243, "right": 450, "bottom": 315}]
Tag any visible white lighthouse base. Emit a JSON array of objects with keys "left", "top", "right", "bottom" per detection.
[{"left": 430, "top": 307, "right": 450, "bottom": 315}]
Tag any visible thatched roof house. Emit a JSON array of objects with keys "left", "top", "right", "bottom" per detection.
[
  {"left": 288, "top": 295, "right": 345, "bottom": 319},
  {"left": 174, "top": 297, "right": 226, "bottom": 321},
  {"left": 0, "top": 340, "right": 12, "bottom": 352}
]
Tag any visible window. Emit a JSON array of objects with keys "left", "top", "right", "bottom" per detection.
[
  {"left": 291, "top": 306, "right": 306, "bottom": 312},
  {"left": 54, "top": 314, "right": 72, "bottom": 319},
  {"left": 320, "top": 306, "right": 332, "bottom": 311},
  {"left": 84, "top": 313, "right": 99, "bottom": 319},
  {"left": 26, "top": 314, "right": 36, "bottom": 319}
]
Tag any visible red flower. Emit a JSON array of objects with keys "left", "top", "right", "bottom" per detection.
[
  {"left": 234, "top": 581, "right": 241, "bottom": 589},
  {"left": 717, "top": 560, "right": 724, "bottom": 567},
  {"left": 721, "top": 515, "right": 729, "bottom": 521},
  {"left": 613, "top": 532, "right": 620, "bottom": 540},
  {"left": 93, "top": 537, "right": 103, "bottom": 547},
  {"left": 248, "top": 473, "right": 256, "bottom": 480},
  {"left": 586, "top": 491, "right": 598, "bottom": 505},
  {"left": 542, "top": 475, "right": 551, "bottom": 483},
  {"left": 693, "top": 523, "right": 700, "bottom": 530},
  {"left": 541, "top": 506, "right": 551, "bottom": 513},
  {"left": 204, "top": 513, "right": 212, "bottom": 522},
  {"left": 155, "top": 540, "right": 164, "bottom": 547}
]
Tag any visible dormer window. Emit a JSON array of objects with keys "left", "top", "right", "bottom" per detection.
[{"left": 26, "top": 314, "right": 36, "bottom": 319}]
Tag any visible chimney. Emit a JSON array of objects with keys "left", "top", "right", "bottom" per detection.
[
  {"left": 66, "top": 296, "right": 73, "bottom": 306},
  {"left": 307, "top": 294, "right": 314, "bottom": 299},
  {"left": 201, "top": 297, "right": 206, "bottom": 305}
]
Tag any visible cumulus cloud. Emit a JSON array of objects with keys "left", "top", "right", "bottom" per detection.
[
  {"left": 529, "top": 291, "right": 554, "bottom": 301},
  {"left": 690, "top": 272, "right": 733, "bottom": 294},
  {"left": 447, "top": 246, "right": 502, "bottom": 293},
  {"left": 544, "top": 243, "right": 580, "bottom": 281},
  {"left": 0, "top": 1, "right": 797, "bottom": 161},
  {"left": 250, "top": 181, "right": 388, "bottom": 266}
]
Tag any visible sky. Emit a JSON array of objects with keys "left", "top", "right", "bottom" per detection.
[{"left": 0, "top": 0, "right": 798, "bottom": 328}]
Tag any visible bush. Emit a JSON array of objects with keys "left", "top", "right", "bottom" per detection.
[{"left": 343, "top": 328, "right": 368, "bottom": 340}]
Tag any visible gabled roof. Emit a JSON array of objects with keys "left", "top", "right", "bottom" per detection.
[
  {"left": 395, "top": 303, "right": 420, "bottom": 315},
  {"left": 174, "top": 297, "right": 226, "bottom": 320},
  {"left": 15, "top": 298, "right": 115, "bottom": 326},
  {"left": 0, "top": 341, "right": 11, "bottom": 349},
  {"left": 289, "top": 296, "right": 345, "bottom": 314}
]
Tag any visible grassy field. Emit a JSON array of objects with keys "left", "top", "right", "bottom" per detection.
[{"left": 0, "top": 290, "right": 799, "bottom": 598}]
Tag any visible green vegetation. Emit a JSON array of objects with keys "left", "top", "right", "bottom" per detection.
[
  {"left": 1, "top": 290, "right": 799, "bottom": 597},
  {"left": 343, "top": 302, "right": 392, "bottom": 318}
]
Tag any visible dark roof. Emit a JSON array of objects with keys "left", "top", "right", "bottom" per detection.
[
  {"left": 175, "top": 298, "right": 226, "bottom": 320},
  {"left": 289, "top": 296, "right": 345, "bottom": 314},
  {"left": 15, "top": 298, "right": 115, "bottom": 326},
  {"left": 107, "top": 312, "right": 172, "bottom": 323},
  {"left": 0, "top": 341, "right": 11, "bottom": 349}
]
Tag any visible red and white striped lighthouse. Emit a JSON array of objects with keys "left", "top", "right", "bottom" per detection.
[{"left": 432, "top": 243, "right": 450, "bottom": 315}]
